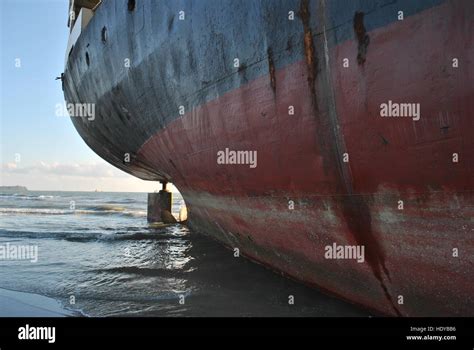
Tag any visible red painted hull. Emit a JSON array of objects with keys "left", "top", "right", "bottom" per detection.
[{"left": 136, "top": 2, "right": 474, "bottom": 316}]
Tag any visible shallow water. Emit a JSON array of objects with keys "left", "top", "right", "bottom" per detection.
[{"left": 0, "top": 191, "right": 370, "bottom": 317}]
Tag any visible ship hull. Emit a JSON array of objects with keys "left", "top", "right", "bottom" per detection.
[{"left": 64, "top": 0, "right": 474, "bottom": 316}]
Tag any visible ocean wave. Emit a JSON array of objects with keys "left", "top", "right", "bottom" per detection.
[
  {"left": 0, "top": 194, "right": 57, "bottom": 200},
  {"left": 0, "top": 208, "right": 70, "bottom": 215},
  {"left": 0, "top": 229, "right": 103, "bottom": 242},
  {"left": 0, "top": 228, "right": 178, "bottom": 242},
  {"left": 104, "top": 199, "right": 139, "bottom": 204},
  {"left": 39, "top": 195, "right": 57, "bottom": 200},
  {"left": 111, "top": 232, "right": 181, "bottom": 241},
  {"left": 91, "top": 266, "right": 192, "bottom": 277},
  {"left": 0, "top": 207, "right": 146, "bottom": 218},
  {"left": 84, "top": 205, "right": 126, "bottom": 212}
]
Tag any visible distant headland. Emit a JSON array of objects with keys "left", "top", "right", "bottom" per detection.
[{"left": 0, "top": 186, "right": 29, "bottom": 194}]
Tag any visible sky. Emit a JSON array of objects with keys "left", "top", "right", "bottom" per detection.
[{"left": 0, "top": 0, "right": 167, "bottom": 192}]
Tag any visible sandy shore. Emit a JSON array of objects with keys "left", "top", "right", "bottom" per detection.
[{"left": 0, "top": 288, "right": 77, "bottom": 317}]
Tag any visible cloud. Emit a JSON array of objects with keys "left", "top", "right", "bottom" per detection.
[
  {"left": 1, "top": 161, "right": 127, "bottom": 178},
  {"left": 4, "top": 162, "right": 18, "bottom": 170},
  {"left": 0, "top": 161, "right": 178, "bottom": 193}
]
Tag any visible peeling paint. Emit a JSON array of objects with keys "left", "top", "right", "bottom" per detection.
[{"left": 267, "top": 48, "right": 276, "bottom": 93}]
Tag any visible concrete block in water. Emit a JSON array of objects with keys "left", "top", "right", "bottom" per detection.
[{"left": 147, "top": 191, "right": 173, "bottom": 223}]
